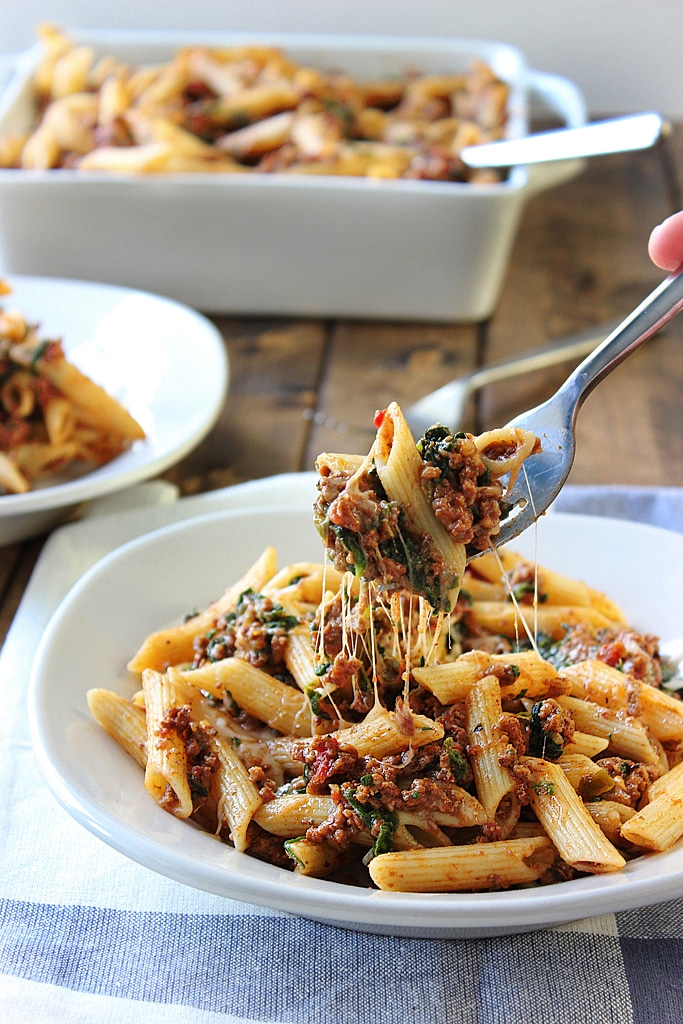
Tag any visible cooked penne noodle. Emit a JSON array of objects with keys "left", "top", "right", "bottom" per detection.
[
  {"left": 465, "top": 675, "right": 519, "bottom": 834},
  {"left": 368, "top": 836, "right": 554, "bottom": 892},
  {"left": 522, "top": 757, "right": 626, "bottom": 873},
  {"left": 313, "top": 706, "right": 444, "bottom": 760},
  {"left": 86, "top": 465, "right": 683, "bottom": 894},
  {"left": 469, "top": 602, "right": 617, "bottom": 641},
  {"left": 284, "top": 837, "right": 351, "bottom": 876},
  {"left": 585, "top": 800, "right": 636, "bottom": 848},
  {"left": 560, "top": 660, "right": 630, "bottom": 710},
  {"left": 206, "top": 731, "right": 262, "bottom": 852},
  {"left": 398, "top": 791, "right": 487, "bottom": 829},
  {"left": 372, "top": 402, "right": 467, "bottom": 609},
  {"left": 635, "top": 683, "right": 683, "bottom": 743},
  {"left": 414, "top": 649, "right": 560, "bottom": 704},
  {"left": 556, "top": 695, "right": 668, "bottom": 772},
  {"left": 474, "top": 426, "right": 539, "bottom": 487},
  {"left": 127, "top": 546, "right": 277, "bottom": 672},
  {"left": 0, "top": 452, "right": 30, "bottom": 494},
  {"left": 142, "top": 668, "right": 195, "bottom": 818},
  {"left": 180, "top": 657, "right": 312, "bottom": 737},
  {"left": 469, "top": 550, "right": 625, "bottom": 622},
  {"left": 254, "top": 794, "right": 335, "bottom": 836},
  {"left": 87, "top": 688, "right": 147, "bottom": 769},
  {"left": 619, "top": 760, "right": 683, "bottom": 851},
  {"left": 563, "top": 731, "right": 610, "bottom": 758},
  {"left": 283, "top": 623, "right": 320, "bottom": 693},
  {"left": 556, "top": 754, "right": 614, "bottom": 799},
  {"left": 26, "top": 347, "right": 145, "bottom": 440}
]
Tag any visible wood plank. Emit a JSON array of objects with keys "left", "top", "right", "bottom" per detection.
[
  {"left": 480, "top": 142, "right": 683, "bottom": 486},
  {"left": 304, "top": 320, "right": 481, "bottom": 467},
  {"left": 0, "top": 539, "right": 42, "bottom": 649},
  {"left": 162, "top": 317, "right": 327, "bottom": 492}
]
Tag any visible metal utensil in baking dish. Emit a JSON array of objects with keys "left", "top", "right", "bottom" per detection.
[{"left": 461, "top": 111, "right": 667, "bottom": 168}]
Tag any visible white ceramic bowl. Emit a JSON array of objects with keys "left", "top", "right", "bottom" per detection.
[
  {"left": 27, "top": 504, "right": 683, "bottom": 938},
  {"left": 0, "top": 32, "right": 586, "bottom": 321},
  {"left": 0, "top": 275, "right": 228, "bottom": 545}
]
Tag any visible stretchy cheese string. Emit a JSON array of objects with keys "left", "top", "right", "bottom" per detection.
[
  {"left": 486, "top": 541, "right": 541, "bottom": 656},
  {"left": 314, "top": 560, "right": 328, "bottom": 666},
  {"left": 521, "top": 461, "right": 542, "bottom": 643}
]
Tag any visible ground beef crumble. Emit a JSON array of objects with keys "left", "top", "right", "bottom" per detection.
[
  {"left": 595, "top": 757, "right": 659, "bottom": 809},
  {"left": 293, "top": 735, "right": 360, "bottom": 795},
  {"left": 193, "top": 590, "right": 298, "bottom": 671},
  {"left": 418, "top": 428, "right": 505, "bottom": 552},
  {"left": 247, "top": 826, "right": 295, "bottom": 869},
  {"left": 542, "top": 623, "right": 662, "bottom": 687},
  {"left": 532, "top": 699, "right": 575, "bottom": 750},
  {"left": 157, "top": 705, "right": 219, "bottom": 810}
]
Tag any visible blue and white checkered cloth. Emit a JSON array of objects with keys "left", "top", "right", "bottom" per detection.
[{"left": 1, "top": 478, "right": 682, "bottom": 1023}]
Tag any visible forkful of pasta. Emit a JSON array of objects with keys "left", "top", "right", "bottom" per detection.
[{"left": 315, "top": 266, "right": 683, "bottom": 610}]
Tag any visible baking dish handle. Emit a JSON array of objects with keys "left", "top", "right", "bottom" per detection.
[{"left": 523, "top": 69, "right": 589, "bottom": 193}]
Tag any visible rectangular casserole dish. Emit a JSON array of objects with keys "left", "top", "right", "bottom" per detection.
[{"left": 0, "top": 32, "right": 586, "bottom": 321}]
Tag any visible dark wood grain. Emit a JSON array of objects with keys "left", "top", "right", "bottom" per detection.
[
  {"left": 303, "top": 320, "right": 481, "bottom": 465},
  {"left": 0, "top": 539, "right": 41, "bottom": 647},
  {"left": 163, "top": 317, "right": 327, "bottom": 493}
]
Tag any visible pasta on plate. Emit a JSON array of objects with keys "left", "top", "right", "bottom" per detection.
[
  {"left": 0, "top": 280, "right": 145, "bottom": 494},
  {"left": 1, "top": 24, "right": 510, "bottom": 182},
  {"left": 89, "top": 404, "right": 683, "bottom": 893}
]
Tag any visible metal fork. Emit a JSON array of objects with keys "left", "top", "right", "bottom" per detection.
[
  {"left": 403, "top": 322, "right": 617, "bottom": 440},
  {"left": 493, "top": 267, "right": 683, "bottom": 549}
]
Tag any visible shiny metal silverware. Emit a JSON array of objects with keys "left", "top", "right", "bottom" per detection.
[
  {"left": 461, "top": 111, "right": 667, "bottom": 168},
  {"left": 403, "top": 322, "right": 616, "bottom": 440},
  {"left": 493, "top": 267, "right": 683, "bottom": 549}
]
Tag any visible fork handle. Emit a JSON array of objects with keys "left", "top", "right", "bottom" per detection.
[
  {"left": 562, "top": 266, "right": 683, "bottom": 417},
  {"left": 464, "top": 322, "right": 617, "bottom": 392}
]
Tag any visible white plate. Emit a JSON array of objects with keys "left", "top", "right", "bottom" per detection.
[
  {"left": 0, "top": 275, "right": 228, "bottom": 544},
  {"left": 28, "top": 506, "right": 683, "bottom": 938}
]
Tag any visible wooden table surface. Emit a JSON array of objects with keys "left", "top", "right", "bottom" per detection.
[{"left": 1, "top": 124, "right": 682, "bottom": 649}]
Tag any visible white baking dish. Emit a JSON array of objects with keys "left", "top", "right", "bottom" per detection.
[{"left": 0, "top": 32, "right": 586, "bottom": 321}]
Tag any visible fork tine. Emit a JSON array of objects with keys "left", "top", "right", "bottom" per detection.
[{"left": 493, "top": 399, "right": 576, "bottom": 548}]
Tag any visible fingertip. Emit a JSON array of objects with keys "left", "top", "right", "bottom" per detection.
[{"left": 648, "top": 212, "right": 683, "bottom": 271}]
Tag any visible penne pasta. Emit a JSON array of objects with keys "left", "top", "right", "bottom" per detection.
[
  {"left": 207, "top": 731, "right": 263, "bottom": 852},
  {"left": 127, "top": 546, "right": 278, "bottom": 672},
  {"left": 469, "top": 602, "right": 618, "bottom": 641},
  {"left": 465, "top": 674, "right": 519, "bottom": 834},
  {"left": 86, "top": 451, "right": 683, "bottom": 894},
  {"left": 142, "top": 668, "right": 196, "bottom": 818},
  {"left": 414, "top": 649, "right": 561, "bottom": 704},
  {"left": 368, "top": 836, "right": 554, "bottom": 892},
  {"left": 620, "top": 760, "right": 683, "bottom": 851},
  {"left": 522, "top": 757, "right": 626, "bottom": 873},
  {"left": 87, "top": 688, "right": 147, "bottom": 769},
  {"left": 0, "top": 284, "right": 146, "bottom": 494},
  {"left": 556, "top": 695, "right": 669, "bottom": 773},
  {"left": 180, "top": 657, "right": 312, "bottom": 737},
  {"left": 2, "top": 25, "right": 513, "bottom": 185}
]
